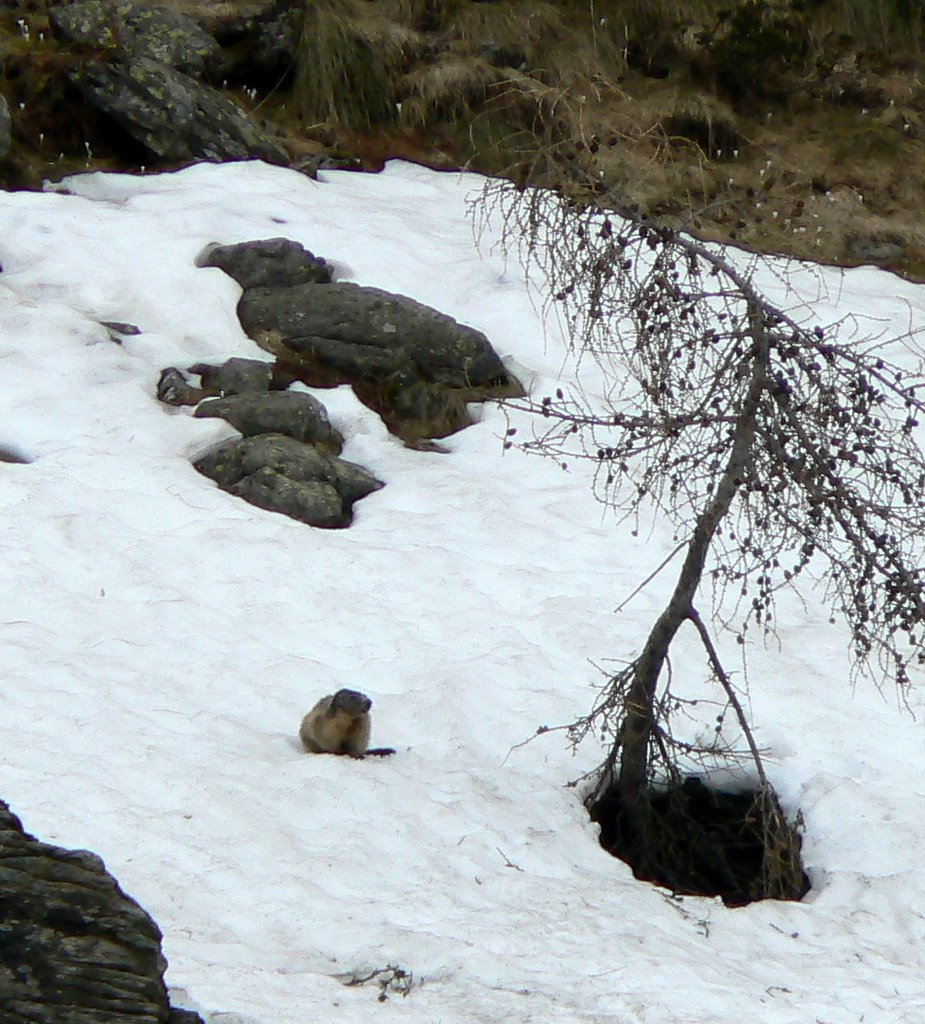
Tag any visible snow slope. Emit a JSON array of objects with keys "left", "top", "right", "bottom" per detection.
[{"left": 0, "top": 160, "right": 923, "bottom": 1023}]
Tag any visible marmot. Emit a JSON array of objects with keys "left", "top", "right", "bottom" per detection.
[{"left": 299, "top": 689, "right": 395, "bottom": 758}]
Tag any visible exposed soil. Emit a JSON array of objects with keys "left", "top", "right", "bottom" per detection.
[{"left": 589, "top": 777, "right": 811, "bottom": 907}]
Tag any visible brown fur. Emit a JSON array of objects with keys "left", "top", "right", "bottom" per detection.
[{"left": 300, "top": 689, "right": 374, "bottom": 757}]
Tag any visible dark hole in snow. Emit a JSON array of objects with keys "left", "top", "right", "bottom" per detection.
[
  {"left": 0, "top": 445, "right": 31, "bottom": 464},
  {"left": 589, "top": 776, "right": 810, "bottom": 907}
]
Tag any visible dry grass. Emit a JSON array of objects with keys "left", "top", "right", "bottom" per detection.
[
  {"left": 289, "top": 0, "right": 925, "bottom": 276},
  {"left": 399, "top": 57, "right": 558, "bottom": 128},
  {"left": 292, "top": 0, "right": 425, "bottom": 131},
  {"left": 399, "top": 56, "right": 509, "bottom": 127}
]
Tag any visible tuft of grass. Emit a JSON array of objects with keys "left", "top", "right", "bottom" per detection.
[
  {"left": 400, "top": 56, "right": 518, "bottom": 126},
  {"left": 292, "top": 0, "right": 421, "bottom": 131}
]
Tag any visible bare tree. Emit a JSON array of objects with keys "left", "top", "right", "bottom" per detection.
[{"left": 475, "top": 161, "right": 925, "bottom": 899}]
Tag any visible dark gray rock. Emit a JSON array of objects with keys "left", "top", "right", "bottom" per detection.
[
  {"left": 230, "top": 467, "right": 347, "bottom": 528},
  {"left": 845, "top": 231, "right": 908, "bottom": 267},
  {"left": 50, "top": 0, "right": 226, "bottom": 79},
  {"left": 0, "top": 799, "right": 204, "bottom": 1024},
  {"left": 196, "top": 432, "right": 331, "bottom": 486},
  {"left": 194, "top": 391, "right": 345, "bottom": 452},
  {"left": 198, "top": 238, "right": 332, "bottom": 290},
  {"left": 75, "top": 56, "right": 289, "bottom": 164},
  {"left": 247, "top": 0, "right": 303, "bottom": 78},
  {"left": 194, "top": 433, "right": 382, "bottom": 525},
  {"left": 188, "top": 357, "right": 277, "bottom": 395},
  {"left": 238, "top": 281, "right": 510, "bottom": 389}
]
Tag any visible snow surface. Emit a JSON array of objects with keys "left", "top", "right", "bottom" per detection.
[{"left": 1, "top": 159, "right": 924, "bottom": 1023}]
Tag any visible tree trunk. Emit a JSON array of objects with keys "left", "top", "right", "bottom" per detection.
[{"left": 617, "top": 307, "right": 771, "bottom": 803}]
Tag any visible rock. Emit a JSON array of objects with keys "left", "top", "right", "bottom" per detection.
[
  {"left": 197, "top": 238, "right": 333, "bottom": 290},
  {"left": 844, "top": 231, "right": 908, "bottom": 267},
  {"left": 188, "top": 357, "right": 278, "bottom": 395},
  {"left": 0, "top": 799, "right": 204, "bottom": 1024},
  {"left": 194, "top": 391, "right": 345, "bottom": 452},
  {"left": 198, "top": 238, "right": 522, "bottom": 441},
  {"left": 0, "top": 93, "right": 11, "bottom": 161},
  {"left": 355, "top": 370, "right": 475, "bottom": 441},
  {"left": 158, "top": 366, "right": 205, "bottom": 406},
  {"left": 194, "top": 433, "right": 383, "bottom": 525},
  {"left": 246, "top": 0, "right": 303, "bottom": 78},
  {"left": 230, "top": 467, "right": 347, "bottom": 527},
  {"left": 74, "top": 56, "right": 289, "bottom": 164},
  {"left": 158, "top": 0, "right": 281, "bottom": 42},
  {"left": 238, "top": 281, "right": 511, "bottom": 389},
  {"left": 50, "top": 0, "right": 227, "bottom": 79}
]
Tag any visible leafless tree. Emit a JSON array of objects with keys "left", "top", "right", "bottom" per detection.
[{"left": 474, "top": 159, "right": 925, "bottom": 898}]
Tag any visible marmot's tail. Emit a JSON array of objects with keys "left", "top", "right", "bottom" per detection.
[{"left": 365, "top": 747, "right": 397, "bottom": 757}]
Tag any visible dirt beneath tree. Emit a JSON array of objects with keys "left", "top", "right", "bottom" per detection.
[{"left": 590, "top": 777, "right": 811, "bottom": 907}]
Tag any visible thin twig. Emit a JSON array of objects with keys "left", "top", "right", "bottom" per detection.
[{"left": 687, "top": 605, "right": 767, "bottom": 788}]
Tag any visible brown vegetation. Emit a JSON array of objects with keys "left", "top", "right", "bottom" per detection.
[{"left": 1, "top": 0, "right": 924, "bottom": 275}]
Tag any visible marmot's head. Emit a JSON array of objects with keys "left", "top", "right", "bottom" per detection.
[{"left": 331, "top": 689, "right": 372, "bottom": 715}]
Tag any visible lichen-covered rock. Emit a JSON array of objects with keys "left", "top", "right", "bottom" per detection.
[
  {"left": 194, "top": 391, "right": 345, "bottom": 452},
  {"left": 50, "top": 0, "right": 227, "bottom": 79},
  {"left": 74, "top": 56, "right": 289, "bottom": 164},
  {"left": 230, "top": 467, "right": 347, "bottom": 528},
  {"left": 238, "top": 281, "right": 511, "bottom": 389},
  {"left": 158, "top": 0, "right": 280, "bottom": 41},
  {"left": 197, "top": 238, "right": 332, "bottom": 290},
  {"left": 194, "top": 433, "right": 382, "bottom": 525},
  {"left": 0, "top": 799, "right": 203, "bottom": 1024}
]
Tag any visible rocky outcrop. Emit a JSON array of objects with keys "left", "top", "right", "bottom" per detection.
[
  {"left": 206, "top": 238, "right": 523, "bottom": 442},
  {"left": 50, "top": 0, "right": 226, "bottom": 79},
  {"left": 74, "top": 56, "right": 288, "bottom": 164},
  {"left": 158, "top": 357, "right": 378, "bottom": 527},
  {"left": 0, "top": 799, "right": 203, "bottom": 1024},
  {"left": 45, "top": 0, "right": 288, "bottom": 166},
  {"left": 194, "top": 433, "right": 382, "bottom": 528},
  {"left": 159, "top": 239, "right": 519, "bottom": 525}
]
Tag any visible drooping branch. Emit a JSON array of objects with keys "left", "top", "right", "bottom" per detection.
[{"left": 476, "top": 159, "right": 925, "bottom": 818}]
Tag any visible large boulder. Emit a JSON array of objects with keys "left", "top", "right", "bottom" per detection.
[
  {"left": 0, "top": 799, "right": 203, "bottom": 1024},
  {"left": 50, "top": 0, "right": 226, "bottom": 79},
  {"left": 74, "top": 57, "right": 289, "bottom": 164},
  {"left": 238, "top": 281, "right": 511, "bottom": 389},
  {"left": 194, "top": 433, "right": 383, "bottom": 527}
]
